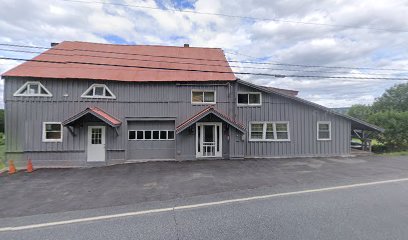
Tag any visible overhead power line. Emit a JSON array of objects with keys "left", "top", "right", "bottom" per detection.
[
  {"left": 1, "top": 47, "right": 406, "bottom": 77},
  {"left": 2, "top": 56, "right": 408, "bottom": 81},
  {"left": 60, "top": 0, "right": 408, "bottom": 33},
  {"left": 1, "top": 43, "right": 407, "bottom": 72}
]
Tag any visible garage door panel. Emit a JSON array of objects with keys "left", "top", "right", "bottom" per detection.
[{"left": 127, "top": 121, "right": 175, "bottom": 160}]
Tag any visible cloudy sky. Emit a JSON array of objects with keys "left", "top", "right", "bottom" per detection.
[{"left": 1, "top": 0, "right": 408, "bottom": 108}]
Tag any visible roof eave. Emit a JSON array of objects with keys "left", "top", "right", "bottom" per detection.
[
  {"left": 62, "top": 108, "right": 121, "bottom": 128},
  {"left": 176, "top": 108, "right": 246, "bottom": 134},
  {"left": 237, "top": 79, "right": 384, "bottom": 133}
]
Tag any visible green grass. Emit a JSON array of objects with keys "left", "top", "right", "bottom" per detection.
[
  {"left": 379, "top": 151, "right": 408, "bottom": 156},
  {"left": 0, "top": 144, "right": 5, "bottom": 171},
  {"left": 352, "top": 138, "right": 380, "bottom": 145}
]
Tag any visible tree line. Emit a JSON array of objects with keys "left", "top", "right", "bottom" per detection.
[{"left": 347, "top": 83, "right": 408, "bottom": 151}]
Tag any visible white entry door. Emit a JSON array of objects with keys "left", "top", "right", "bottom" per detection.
[
  {"left": 87, "top": 126, "right": 106, "bottom": 162},
  {"left": 196, "top": 122, "right": 222, "bottom": 158}
]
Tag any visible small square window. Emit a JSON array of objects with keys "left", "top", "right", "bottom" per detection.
[
  {"left": 145, "top": 131, "right": 152, "bottom": 140},
  {"left": 238, "top": 94, "right": 248, "bottom": 104},
  {"left": 192, "top": 92, "right": 203, "bottom": 102},
  {"left": 29, "top": 84, "right": 39, "bottom": 94},
  {"left": 128, "top": 130, "right": 136, "bottom": 140},
  {"left": 153, "top": 131, "right": 160, "bottom": 140},
  {"left": 204, "top": 92, "right": 215, "bottom": 102},
  {"left": 249, "top": 93, "right": 261, "bottom": 104},
  {"left": 136, "top": 131, "right": 144, "bottom": 140},
  {"left": 94, "top": 86, "right": 104, "bottom": 96},
  {"left": 168, "top": 131, "right": 175, "bottom": 140},
  {"left": 160, "top": 131, "right": 167, "bottom": 140}
]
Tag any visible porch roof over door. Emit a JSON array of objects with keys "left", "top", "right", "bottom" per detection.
[
  {"left": 176, "top": 106, "right": 246, "bottom": 134},
  {"left": 62, "top": 107, "right": 122, "bottom": 128}
]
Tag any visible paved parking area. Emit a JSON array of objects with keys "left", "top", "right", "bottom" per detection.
[{"left": 1, "top": 155, "right": 408, "bottom": 218}]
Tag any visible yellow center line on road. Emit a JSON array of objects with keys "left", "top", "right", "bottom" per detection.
[{"left": 1, "top": 177, "right": 408, "bottom": 232}]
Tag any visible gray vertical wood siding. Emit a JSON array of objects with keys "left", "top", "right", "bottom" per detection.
[{"left": 4, "top": 77, "right": 351, "bottom": 167}]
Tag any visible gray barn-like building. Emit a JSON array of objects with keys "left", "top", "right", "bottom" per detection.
[{"left": 1, "top": 41, "right": 382, "bottom": 168}]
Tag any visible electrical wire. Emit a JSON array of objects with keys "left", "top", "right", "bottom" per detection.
[
  {"left": 1, "top": 47, "right": 406, "bottom": 77},
  {"left": 60, "top": 0, "right": 408, "bottom": 33},
  {"left": 1, "top": 43, "right": 407, "bottom": 72},
  {"left": 2, "top": 56, "right": 408, "bottom": 81}
]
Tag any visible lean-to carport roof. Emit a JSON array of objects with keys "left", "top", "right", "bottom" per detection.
[
  {"left": 238, "top": 80, "right": 384, "bottom": 132},
  {"left": 2, "top": 41, "right": 236, "bottom": 82},
  {"left": 62, "top": 107, "right": 121, "bottom": 127},
  {"left": 176, "top": 106, "right": 246, "bottom": 134}
]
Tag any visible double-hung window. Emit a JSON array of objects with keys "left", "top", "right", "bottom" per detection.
[
  {"left": 237, "top": 92, "right": 261, "bottom": 106},
  {"left": 249, "top": 122, "right": 290, "bottom": 141},
  {"left": 317, "top": 121, "right": 331, "bottom": 140},
  {"left": 42, "top": 122, "right": 63, "bottom": 142},
  {"left": 191, "top": 90, "right": 216, "bottom": 104}
]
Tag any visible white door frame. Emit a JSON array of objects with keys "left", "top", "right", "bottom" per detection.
[
  {"left": 87, "top": 126, "right": 106, "bottom": 162},
  {"left": 196, "top": 122, "right": 222, "bottom": 158}
]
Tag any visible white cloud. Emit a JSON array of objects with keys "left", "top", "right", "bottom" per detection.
[{"left": 1, "top": 0, "right": 408, "bottom": 108}]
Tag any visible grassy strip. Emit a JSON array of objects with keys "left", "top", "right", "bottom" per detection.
[
  {"left": 352, "top": 138, "right": 380, "bottom": 145},
  {"left": 0, "top": 144, "right": 5, "bottom": 171},
  {"left": 379, "top": 151, "right": 408, "bottom": 156}
]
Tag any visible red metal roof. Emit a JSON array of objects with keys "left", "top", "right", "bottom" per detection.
[
  {"left": 2, "top": 41, "right": 236, "bottom": 82},
  {"left": 176, "top": 106, "right": 246, "bottom": 133},
  {"left": 62, "top": 106, "right": 121, "bottom": 127},
  {"left": 89, "top": 107, "right": 121, "bottom": 126}
]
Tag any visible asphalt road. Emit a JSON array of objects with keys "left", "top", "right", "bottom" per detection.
[
  {"left": 2, "top": 155, "right": 408, "bottom": 218},
  {"left": 1, "top": 178, "right": 408, "bottom": 240}
]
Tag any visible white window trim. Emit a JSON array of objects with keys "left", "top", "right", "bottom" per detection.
[
  {"left": 128, "top": 130, "right": 175, "bottom": 141},
  {"left": 248, "top": 121, "right": 290, "bottom": 142},
  {"left": 81, "top": 84, "right": 116, "bottom": 99},
  {"left": 13, "top": 81, "right": 52, "bottom": 97},
  {"left": 237, "top": 92, "right": 262, "bottom": 106},
  {"left": 42, "top": 122, "right": 63, "bottom": 142},
  {"left": 317, "top": 121, "right": 332, "bottom": 141},
  {"left": 191, "top": 90, "right": 216, "bottom": 105}
]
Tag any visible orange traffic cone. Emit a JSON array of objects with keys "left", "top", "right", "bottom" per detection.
[
  {"left": 26, "top": 159, "right": 34, "bottom": 173},
  {"left": 8, "top": 160, "right": 16, "bottom": 175}
]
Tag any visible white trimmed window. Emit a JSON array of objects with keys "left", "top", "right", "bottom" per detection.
[
  {"left": 237, "top": 92, "right": 261, "bottom": 106},
  {"left": 42, "top": 122, "right": 63, "bottom": 142},
  {"left": 14, "top": 81, "right": 52, "bottom": 97},
  {"left": 81, "top": 84, "right": 116, "bottom": 99},
  {"left": 317, "top": 121, "right": 331, "bottom": 140},
  {"left": 191, "top": 90, "right": 216, "bottom": 104},
  {"left": 128, "top": 130, "right": 175, "bottom": 140},
  {"left": 249, "top": 122, "right": 290, "bottom": 141}
]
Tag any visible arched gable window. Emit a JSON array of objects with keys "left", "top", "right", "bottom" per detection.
[
  {"left": 13, "top": 81, "right": 52, "bottom": 97},
  {"left": 81, "top": 84, "right": 116, "bottom": 99}
]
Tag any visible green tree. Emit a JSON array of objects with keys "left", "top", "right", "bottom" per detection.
[
  {"left": 368, "top": 111, "right": 408, "bottom": 150},
  {"left": 347, "top": 104, "right": 372, "bottom": 121},
  {"left": 372, "top": 83, "right": 408, "bottom": 112}
]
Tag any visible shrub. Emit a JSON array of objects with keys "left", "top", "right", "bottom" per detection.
[
  {"left": 368, "top": 111, "right": 408, "bottom": 150},
  {"left": 371, "top": 144, "right": 388, "bottom": 153}
]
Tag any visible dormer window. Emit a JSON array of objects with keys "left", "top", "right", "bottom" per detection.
[
  {"left": 13, "top": 81, "right": 52, "bottom": 97},
  {"left": 81, "top": 84, "right": 116, "bottom": 99}
]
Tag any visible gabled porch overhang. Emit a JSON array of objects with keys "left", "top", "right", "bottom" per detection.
[
  {"left": 62, "top": 107, "right": 122, "bottom": 135},
  {"left": 176, "top": 106, "right": 246, "bottom": 134}
]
